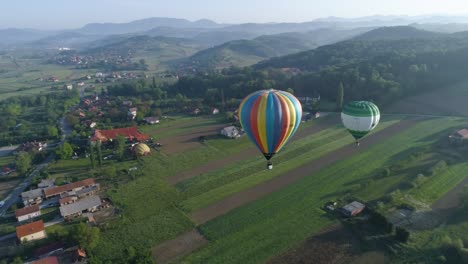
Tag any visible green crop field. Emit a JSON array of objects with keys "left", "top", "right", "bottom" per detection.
[
  {"left": 179, "top": 117, "right": 465, "bottom": 264},
  {"left": 177, "top": 118, "right": 401, "bottom": 212}
]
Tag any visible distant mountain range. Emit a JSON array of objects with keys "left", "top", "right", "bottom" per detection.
[{"left": 3, "top": 15, "right": 468, "bottom": 49}]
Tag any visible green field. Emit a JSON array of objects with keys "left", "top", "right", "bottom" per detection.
[
  {"left": 177, "top": 118, "right": 401, "bottom": 212},
  {"left": 179, "top": 117, "right": 466, "bottom": 264}
]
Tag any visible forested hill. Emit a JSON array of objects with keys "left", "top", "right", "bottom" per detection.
[
  {"left": 178, "top": 28, "right": 371, "bottom": 70},
  {"left": 166, "top": 26, "right": 468, "bottom": 109},
  {"left": 256, "top": 27, "right": 468, "bottom": 71},
  {"left": 353, "top": 26, "right": 444, "bottom": 41}
]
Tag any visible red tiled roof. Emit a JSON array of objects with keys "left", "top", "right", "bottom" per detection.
[
  {"left": 59, "top": 196, "right": 76, "bottom": 205},
  {"left": 15, "top": 204, "right": 40, "bottom": 218},
  {"left": 16, "top": 220, "right": 44, "bottom": 238},
  {"left": 91, "top": 127, "right": 149, "bottom": 142},
  {"left": 457, "top": 129, "right": 468, "bottom": 138},
  {"left": 32, "top": 256, "right": 59, "bottom": 264},
  {"left": 44, "top": 178, "right": 95, "bottom": 197}
]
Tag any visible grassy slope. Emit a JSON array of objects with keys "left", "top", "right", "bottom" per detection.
[{"left": 181, "top": 118, "right": 462, "bottom": 264}]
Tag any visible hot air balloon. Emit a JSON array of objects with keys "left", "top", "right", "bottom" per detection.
[
  {"left": 238, "top": 89, "right": 302, "bottom": 170},
  {"left": 134, "top": 143, "right": 151, "bottom": 156},
  {"left": 341, "top": 101, "right": 380, "bottom": 146}
]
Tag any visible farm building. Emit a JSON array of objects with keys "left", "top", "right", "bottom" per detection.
[
  {"left": 59, "top": 195, "right": 102, "bottom": 220},
  {"left": 38, "top": 179, "right": 55, "bottom": 189},
  {"left": 192, "top": 108, "right": 201, "bottom": 115},
  {"left": 15, "top": 204, "right": 41, "bottom": 222},
  {"left": 128, "top": 107, "right": 138, "bottom": 119},
  {"left": 449, "top": 129, "right": 468, "bottom": 144},
  {"left": 44, "top": 178, "right": 97, "bottom": 199},
  {"left": 91, "top": 127, "right": 149, "bottom": 143},
  {"left": 143, "top": 117, "right": 160, "bottom": 124},
  {"left": 31, "top": 256, "right": 59, "bottom": 264},
  {"left": 340, "top": 201, "right": 366, "bottom": 217},
  {"left": 220, "top": 126, "right": 241, "bottom": 139},
  {"left": 59, "top": 196, "right": 78, "bottom": 206},
  {"left": 16, "top": 220, "right": 45, "bottom": 243},
  {"left": 64, "top": 84, "right": 73, "bottom": 90},
  {"left": 21, "top": 189, "right": 45, "bottom": 206}
]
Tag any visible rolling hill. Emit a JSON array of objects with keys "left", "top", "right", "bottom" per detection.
[
  {"left": 353, "top": 26, "right": 444, "bottom": 41},
  {"left": 178, "top": 27, "right": 372, "bottom": 69}
]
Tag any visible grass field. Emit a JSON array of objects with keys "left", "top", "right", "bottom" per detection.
[
  {"left": 177, "top": 118, "right": 401, "bottom": 212},
  {"left": 179, "top": 117, "right": 465, "bottom": 264}
]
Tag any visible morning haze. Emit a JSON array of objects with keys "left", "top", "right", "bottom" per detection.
[{"left": 1, "top": 1, "right": 468, "bottom": 264}]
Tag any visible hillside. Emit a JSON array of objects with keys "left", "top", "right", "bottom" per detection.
[
  {"left": 78, "top": 17, "right": 222, "bottom": 35},
  {"left": 179, "top": 28, "right": 372, "bottom": 69},
  {"left": 354, "top": 26, "right": 444, "bottom": 41}
]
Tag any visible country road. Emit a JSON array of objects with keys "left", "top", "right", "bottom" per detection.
[{"left": 0, "top": 113, "right": 73, "bottom": 217}]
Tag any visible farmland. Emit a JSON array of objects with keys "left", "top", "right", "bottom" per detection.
[{"left": 178, "top": 117, "right": 467, "bottom": 263}]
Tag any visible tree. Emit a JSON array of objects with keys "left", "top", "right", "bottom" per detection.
[
  {"left": 336, "top": 82, "right": 344, "bottom": 111},
  {"left": 114, "top": 135, "right": 126, "bottom": 161},
  {"left": 16, "top": 151, "right": 31, "bottom": 175},
  {"left": 71, "top": 222, "right": 100, "bottom": 251},
  {"left": 89, "top": 145, "right": 96, "bottom": 169},
  {"left": 96, "top": 142, "right": 103, "bottom": 167},
  {"left": 56, "top": 142, "right": 74, "bottom": 160},
  {"left": 102, "top": 163, "right": 117, "bottom": 179},
  {"left": 286, "top": 87, "right": 294, "bottom": 94},
  {"left": 395, "top": 227, "right": 410, "bottom": 243},
  {"left": 47, "top": 125, "right": 59, "bottom": 138}
]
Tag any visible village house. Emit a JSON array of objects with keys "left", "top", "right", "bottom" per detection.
[
  {"left": 1, "top": 166, "right": 14, "bottom": 176},
  {"left": 16, "top": 220, "right": 46, "bottom": 243},
  {"left": 220, "top": 126, "right": 241, "bottom": 139},
  {"left": 59, "top": 195, "right": 102, "bottom": 220},
  {"left": 38, "top": 179, "right": 55, "bottom": 189},
  {"left": 192, "top": 108, "right": 201, "bottom": 115},
  {"left": 212, "top": 108, "right": 220, "bottom": 115},
  {"left": 143, "top": 117, "right": 160, "bottom": 125},
  {"left": 77, "top": 82, "right": 85, "bottom": 87},
  {"left": 43, "top": 178, "right": 97, "bottom": 199},
  {"left": 128, "top": 107, "right": 138, "bottom": 119},
  {"left": 91, "top": 127, "right": 149, "bottom": 143},
  {"left": 122, "top": 100, "right": 133, "bottom": 106},
  {"left": 18, "top": 141, "right": 46, "bottom": 152},
  {"left": 15, "top": 204, "right": 41, "bottom": 222},
  {"left": 449, "top": 129, "right": 468, "bottom": 144},
  {"left": 30, "top": 256, "right": 59, "bottom": 264},
  {"left": 21, "top": 188, "right": 45, "bottom": 206},
  {"left": 339, "top": 201, "right": 366, "bottom": 217},
  {"left": 59, "top": 196, "right": 78, "bottom": 206},
  {"left": 64, "top": 84, "right": 73, "bottom": 90}
]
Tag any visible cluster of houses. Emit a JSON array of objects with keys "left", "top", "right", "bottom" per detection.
[
  {"left": 449, "top": 128, "right": 468, "bottom": 144},
  {"left": 20, "top": 178, "right": 102, "bottom": 222}
]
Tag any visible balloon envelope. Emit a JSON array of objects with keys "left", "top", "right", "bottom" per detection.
[
  {"left": 134, "top": 143, "right": 151, "bottom": 156},
  {"left": 238, "top": 89, "right": 302, "bottom": 160},
  {"left": 341, "top": 101, "right": 380, "bottom": 140}
]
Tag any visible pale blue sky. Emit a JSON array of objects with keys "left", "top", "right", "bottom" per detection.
[{"left": 2, "top": 0, "right": 468, "bottom": 29}]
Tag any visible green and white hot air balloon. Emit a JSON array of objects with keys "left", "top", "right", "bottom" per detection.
[{"left": 341, "top": 101, "right": 380, "bottom": 146}]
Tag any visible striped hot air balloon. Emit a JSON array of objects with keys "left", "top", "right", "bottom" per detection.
[
  {"left": 341, "top": 101, "right": 380, "bottom": 145},
  {"left": 238, "top": 89, "right": 302, "bottom": 169}
]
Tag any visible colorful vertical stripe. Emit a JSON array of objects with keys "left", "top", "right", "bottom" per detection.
[
  {"left": 341, "top": 101, "right": 380, "bottom": 140},
  {"left": 239, "top": 89, "right": 302, "bottom": 160}
]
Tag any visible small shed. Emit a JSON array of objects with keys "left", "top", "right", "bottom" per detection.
[
  {"left": 340, "top": 201, "right": 366, "bottom": 217},
  {"left": 220, "top": 126, "right": 241, "bottom": 139}
]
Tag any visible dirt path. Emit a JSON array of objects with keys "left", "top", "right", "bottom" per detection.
[
  {"left": 152, "top": 229, "right": 208, "bottom": 264},
  {"left": 431, "top": 177, "right": 468, "bottom": 217},
  {"left": 168, "top": 116, "right": 340, "bottom": 185},
  {"left": 190, "top": 119, "right": 417, "bottom": 225}
]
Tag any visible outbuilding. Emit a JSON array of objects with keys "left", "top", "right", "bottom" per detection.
[
  {"left": 340, "top": 201, "right": 366, "bottom": 217},
  {"left": 15, "top": 204, "right": 41, "bottom": 222}
]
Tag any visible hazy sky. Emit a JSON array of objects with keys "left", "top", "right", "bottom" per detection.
[{"left": 2, "top": 0, "right": 468, "bottom": 29}]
